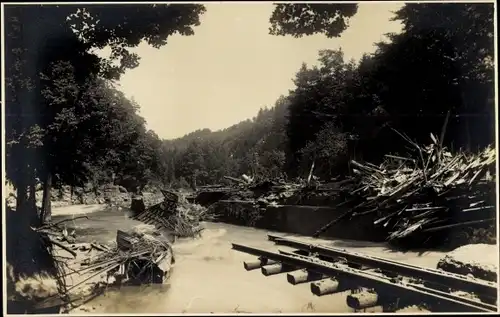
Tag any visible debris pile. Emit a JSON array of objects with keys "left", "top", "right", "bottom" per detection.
[
  {"left": 189, "top": 133, "right": 495, "bottom": 248},
  {"left": 91, "top": 228, "right": 174, "bottom": 285},
  {"left": 207, "top": 176, "right": 347, "bottom": 207},
  {"left": 324, "top": 134, "right": 496, "bottom": 247},
  {"left": 132, "top": 189, "right": 211, "bottom": 239},
  {"left": 28, "top": 218, "right": 174, "bottom": 312}
]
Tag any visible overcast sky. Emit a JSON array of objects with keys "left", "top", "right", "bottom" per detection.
[{"left": 108, "top": 2, "right": 404, "bottom": 140}]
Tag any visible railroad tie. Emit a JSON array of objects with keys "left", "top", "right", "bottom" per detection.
[
  {"left": 287, "top": 269, "right": 325, "bottom": 285},
  {"left": 346, "top": 289, "right": 379, "bottom": 310},
  {"left": 311, "top": 278, "right": 340, "bottom": 296},
  {"left": 261, "top": 263, "right": 295, "bottom": 276},
  {"left": 243, "top": 257, "right": 278, "bottom": 271}
]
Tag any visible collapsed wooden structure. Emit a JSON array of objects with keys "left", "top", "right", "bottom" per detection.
[
  {"left": 315, "top": 136, "right": 496, "bottom": 246},
  {"left": 33, "top": 226, "right": 174, "bottom": 311},
  {"left": 194, "top": 135, "right": 496, "bottom": 248},
  {"left": 131, "top": 189, "right": 209, "bottom": 238}
]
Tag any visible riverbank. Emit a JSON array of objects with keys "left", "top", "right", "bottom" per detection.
[
  {"left": 8, "top": 203, "right": 496, "bottom": 314},
  {"left": 210, "top": 200, "right": 387, "bottom": 242},
  {"left": 69, "top": 220, "right": 449, "bottom": 314}
]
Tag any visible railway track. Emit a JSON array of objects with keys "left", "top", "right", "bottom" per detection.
[{"left": 232, "top": 234, "right": 498, "bottom": 313}]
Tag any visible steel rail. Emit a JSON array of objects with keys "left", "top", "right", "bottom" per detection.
[
  {"left": 276, "top": 249, "right": 496, "bottom": 311},
  {"left": 268, "top": 234, "right": 497, "bottom": 299},
  {"left": 232, "top": 243, "right": 495, "bottom": 313}
]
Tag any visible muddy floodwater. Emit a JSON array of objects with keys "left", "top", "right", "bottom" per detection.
[{"left": 52, "top": 205, "right": 446, "bottom": 314}]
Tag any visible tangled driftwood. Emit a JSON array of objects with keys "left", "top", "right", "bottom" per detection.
[{"left": 315, "top": 133, "right": 496, "bottom": 246}]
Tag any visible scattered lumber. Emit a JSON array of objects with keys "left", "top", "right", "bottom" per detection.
[
  {"left": 132, "top": 191, "right": 212, "bottom": 238},
  {"left": 315, "top": 133, "right": 496, "bottom": 247},
  {"left": 32, "top": 221, "right": 175, "bottom": 312}
]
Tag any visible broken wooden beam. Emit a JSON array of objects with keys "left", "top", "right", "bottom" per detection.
[{"left": 160, "top": 189, "right": 179, "bottom": 203}]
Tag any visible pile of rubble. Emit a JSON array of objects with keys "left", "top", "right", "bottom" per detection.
[
  {"left": 188, "top": 133, "right": 496, "bottom": 249},
  {"left": 131, "top": 189, "right": 211, "bottom": 239},
  {"left": 315, "top": 134, "right": 496, "bottom": 248},
  {"left": 197, "top": 174, "right": 352, "bottom": 209}
]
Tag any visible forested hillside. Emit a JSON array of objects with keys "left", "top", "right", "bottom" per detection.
[
  {"left": 4, "top": 2, "right": 495, "bottom": 212},
  {"left": 160, "top": 3, "right": 495, "bottom": 188},
  {"left": 4, "top": 4, "right": 206, "bottom": 226}
]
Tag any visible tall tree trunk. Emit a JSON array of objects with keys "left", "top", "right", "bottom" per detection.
[
  {"left": 40, "top": 173, "right": 52, "bottom": 225},
  {"left": 464, "top": 119, "right": 471, "bottom": 152},
  {"left": 28, "top": 179, "right": 37, "bottom": 214},
  {"left": 460, "top": 91, "right": 472, "bottom": 152},
  {"left": 16, "top": 179, "right": 27, "bottom": 212}
]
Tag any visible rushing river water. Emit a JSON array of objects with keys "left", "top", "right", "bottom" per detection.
[{"left": 52, "top": 205, "right": 446, "bottom": 314}]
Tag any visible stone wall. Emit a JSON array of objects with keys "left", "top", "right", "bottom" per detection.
[
  {"left": 210, "top": 200, "right": 387, "bottom": 242},
  {"left": 5, "top": 181, "right": 164, "bottom": 210},
  {"left": 36, "top": 184, "right": 131, "bottom": 207}
]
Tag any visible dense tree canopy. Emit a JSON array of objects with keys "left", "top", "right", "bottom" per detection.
[
  {"left": 269, "top": 3, "right": 358, "bottom": 38},
  {"left": 5, "top": 2, "right": 495, "bottom": 201},
  {"left": 158, "top": 3, "right": 495, "bottom": 187},
  {"left": 4, "top": 4, "right": 206, "bottom": 222}
]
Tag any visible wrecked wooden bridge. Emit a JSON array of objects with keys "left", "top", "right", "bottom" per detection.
[{"left": 232, "top": 235, "right": 498, "bottom": 313}]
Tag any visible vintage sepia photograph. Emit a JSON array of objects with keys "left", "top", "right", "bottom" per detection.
[{"left": 2, "top": 1, "right": 498, "bottom": 314}]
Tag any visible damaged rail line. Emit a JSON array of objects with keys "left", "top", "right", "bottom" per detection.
[{"left": 232, "top": 235, "right": 498, "bottom": 313}]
